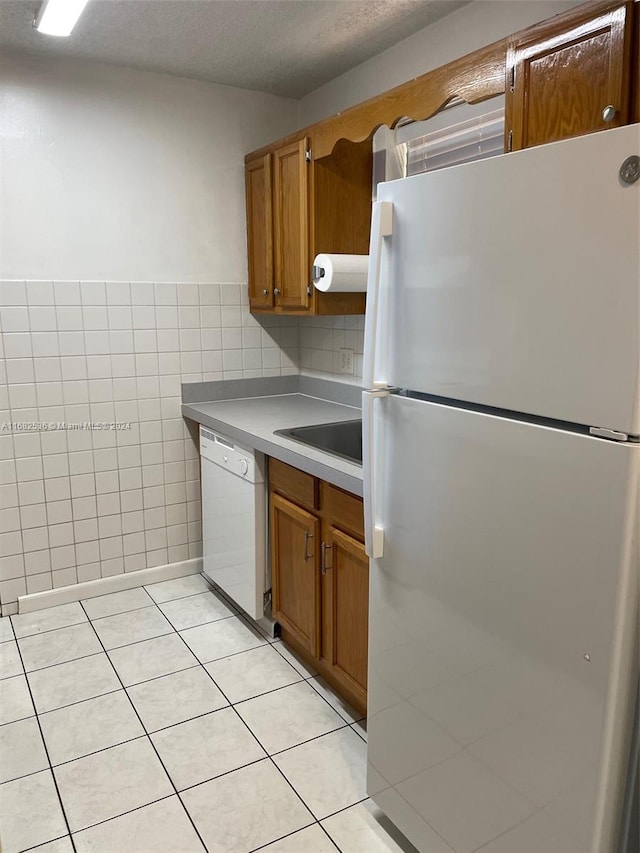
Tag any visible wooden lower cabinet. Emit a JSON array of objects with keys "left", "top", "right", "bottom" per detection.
[
  {"left": 270, "top": 493, "right": 320, "bottom": 658},
  {"left": 269, "top": 459, "right": 368, "bottom": 715},
  {"left": 322, "top": 526, "right": 369, "bottom": 710}
]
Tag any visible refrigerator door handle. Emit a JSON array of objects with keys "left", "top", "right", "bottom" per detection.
[
  {"left": 363, "top": 388, "right": 387, "bottom": 558},
  {"left": 363, "top": 200, "right": 393, "bottom": 390}
]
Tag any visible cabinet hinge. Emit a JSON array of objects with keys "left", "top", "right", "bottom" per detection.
[
  {"left": 509, "top": 66, "right": 515, "bottom": 92},
  {"left": 507, "top": 130, "right": 513, "bottom": 152},
  {"left": 305, "top": 148, "right": 312, "bottom": 163}
]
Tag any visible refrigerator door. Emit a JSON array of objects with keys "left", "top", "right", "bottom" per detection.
[
  {"left": 372, "top": 124, "right": 640, "bottom": 436},
  {"left": 367, "top": 394, "right": 639, "bottom": 853}
]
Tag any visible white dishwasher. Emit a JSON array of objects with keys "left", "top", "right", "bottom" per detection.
[{"left": 200, "top": 426, "right": 266, "bottom": 620}]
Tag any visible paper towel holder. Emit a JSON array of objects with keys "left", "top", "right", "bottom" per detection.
[{"left": 311, "top": 253, "right": 370, "bottom": 293}]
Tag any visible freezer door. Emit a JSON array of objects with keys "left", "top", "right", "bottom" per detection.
[
  {"left": 373, "top": 124, "right": 640, "bottom": 436},
  {"left": 367, "top": 394, "right": 639, "bottom": 853}
]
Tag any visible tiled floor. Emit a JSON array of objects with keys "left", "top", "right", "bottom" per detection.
[{"left": 0, "top": 575, "right": 417, "bottom": 853}]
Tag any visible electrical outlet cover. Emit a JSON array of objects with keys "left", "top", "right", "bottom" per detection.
[{"left": 339, "top": 348, "right": 354, "bottom": 374}]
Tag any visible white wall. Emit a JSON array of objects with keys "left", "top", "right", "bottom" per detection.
[
  {"left": 0, "top": 51, "right": 300, "bottom": 613},
  {"left": 298, "top": 0, "right": 584, "bottom": 126},
  {"left": 0, "top": 50, "right": 299, "bottom": 282}
]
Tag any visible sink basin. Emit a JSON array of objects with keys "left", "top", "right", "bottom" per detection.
[{"left": 275, "top": 419, "right": 362, "bottom": 465}]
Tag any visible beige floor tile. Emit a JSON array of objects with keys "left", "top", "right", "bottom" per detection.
[
  {"left": 127, "top": 666, "right": 227, "bottom": 732},
  {"left": 73, "top": 796, "right": 205, "bottom": 853},
  {"left": 235, "top": 681, "right": 346, "bottom": 754},
  {"left": 151, "top": 707, "right": 265, "bottom": 790},
  {"left": 181, "top": 759, "right": 313, "bottom": 851},
  {"left": 54, "top": 738, "right": 173, "bottom": 832}
]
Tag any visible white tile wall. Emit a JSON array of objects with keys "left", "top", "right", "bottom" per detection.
[
  {"left": 0, "top": 280, "right": 298, "bottom": 612},
  {"left": 298, "top": 315, "right": 365, "bottom": 382}
]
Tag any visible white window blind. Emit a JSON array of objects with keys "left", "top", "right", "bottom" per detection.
[{"left": 406, "top": 107, "right": 505, "bottom": 176}]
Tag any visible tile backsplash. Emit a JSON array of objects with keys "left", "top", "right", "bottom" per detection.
[
  {"left": 297, "top": 315, "right": 365, "bottom": 381},
  {"left": 0, "top": 279, "right": 298, "bottom": 613}
]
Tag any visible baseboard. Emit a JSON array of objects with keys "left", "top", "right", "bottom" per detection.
[{"left": 16, "top": 557, "right": 203, "bottom": 614}]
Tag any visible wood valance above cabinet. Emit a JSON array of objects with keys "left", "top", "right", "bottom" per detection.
[{"left": 309, "top": 39, "right": 507, "bottom": 160}]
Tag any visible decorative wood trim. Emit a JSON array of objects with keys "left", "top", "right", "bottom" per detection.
[
  {"left": 311, "top": 38, "right": 507, "bottom": 159},
  {"left": 246, "top": 38, "right": 507, "bottom": 164}
]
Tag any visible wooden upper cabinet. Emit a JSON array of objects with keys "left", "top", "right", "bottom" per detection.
[
  {"left": 273, "top": 137, "right": 311, "bottom": 311},
  {"left": 248, "top": 136, "right": 372, "bottom": 316},
  {"left": 506, "top": 1, "right": 636, "bottom": 151},
  {"left": 245, "top": 153, "right": 273, "bottom": 310}
]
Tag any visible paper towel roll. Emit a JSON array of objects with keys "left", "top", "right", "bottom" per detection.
[{"left": 312, "top": 254, "right": 368, "bottom": 293}]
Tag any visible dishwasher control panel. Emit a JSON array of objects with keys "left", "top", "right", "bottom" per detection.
[{"left": 199, "top": 427, "right": 262, "bottom": 484}]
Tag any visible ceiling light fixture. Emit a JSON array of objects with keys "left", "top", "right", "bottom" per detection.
[{"left": 34, "top": 0, "right": 90, "bottom": 37}]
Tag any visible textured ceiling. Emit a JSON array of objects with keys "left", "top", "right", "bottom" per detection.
[{"left": 0, "top": 0, "right": 471, "bottom": 98}]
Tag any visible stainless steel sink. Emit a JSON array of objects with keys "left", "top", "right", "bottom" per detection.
[{"left": 275, "top": 419, "right": 362, "bottom": 465}]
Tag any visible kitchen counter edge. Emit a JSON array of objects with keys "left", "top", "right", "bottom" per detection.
[{"left": 182, "top": 396, "right": 363, "bottom": 498}]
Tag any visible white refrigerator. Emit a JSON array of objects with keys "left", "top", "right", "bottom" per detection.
[{"left": 362, "top": 124, "right": 639, "bottom": 853}]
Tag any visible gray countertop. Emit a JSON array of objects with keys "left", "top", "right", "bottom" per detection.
[{"left": 182, "top": 392, "right": 363, "bottom": 496}]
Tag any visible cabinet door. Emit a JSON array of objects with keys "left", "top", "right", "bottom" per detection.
[
  {"left": 323, "top": 525, "right": 369, "bottom": 707},
  {"left": 271, "top": 492, "right": 320, "bottom": 657},
  {"left": 506, "top": 2, "right": 635, "bottom": 151},
  {"left": 273, "top": 138, "right": 311, "bottom": 311},
  {"left": 245, "top": 154, "right": 273, "bottom": 310}
]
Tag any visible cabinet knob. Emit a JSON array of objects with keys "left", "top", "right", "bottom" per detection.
[
  {"left": 262, "top": 289, "right": 269, "bottom": 296},
  {"left": 602, "top": 105, "right": 616, "bottom": 123},
  {"left": 274, "top": 287, "right": 281, "bottom": 296}
]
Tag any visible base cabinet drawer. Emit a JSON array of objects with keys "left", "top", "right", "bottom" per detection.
[{"left": 269, "top": 458, "right": 318, "bottom": 510}]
